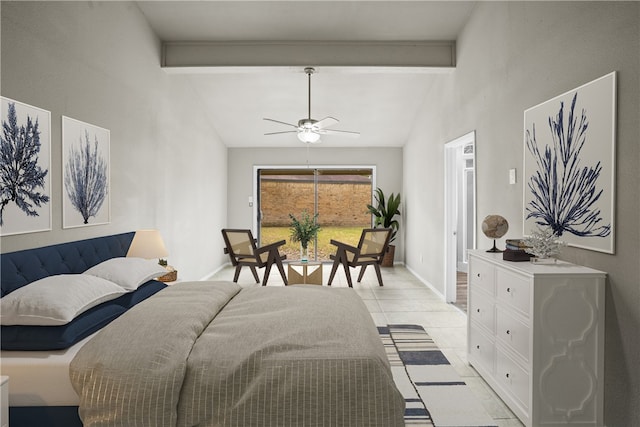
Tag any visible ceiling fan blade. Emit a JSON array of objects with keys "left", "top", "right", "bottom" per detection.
[
  {"left": 321, "top": 129, "right": 361, "bottom": 138},
  {"left": 263, "top": 118, "right": 299, "bottom": 129},
  {"left": 314, "top": 116, "right": 339, "bottom": 130},
  {"left": 264, "top": 130, "right": 298, "bottom": 136}
]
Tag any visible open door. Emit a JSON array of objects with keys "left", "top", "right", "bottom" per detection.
[{"left": 444, "top": 131, "right": 476, "bottom": 307}]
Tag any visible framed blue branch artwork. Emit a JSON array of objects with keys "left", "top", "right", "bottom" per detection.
[
  {"left": 0, "top": 97, "right": 52, "bottom": 236},
  {"left": 523, "top": 72, "right": 616, "bottom": 254},
  {"left": 62, "top": 116, "right": 110, "bottom": 229}
]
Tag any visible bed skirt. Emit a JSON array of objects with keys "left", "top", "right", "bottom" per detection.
[{"left": 10, "top": 406, "right": 81, "bottom": 427}]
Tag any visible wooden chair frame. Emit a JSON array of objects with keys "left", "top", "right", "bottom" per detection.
[
  {"left": 327, "top": 228, "right": 392, "bottom": 287},
  {"left": 221, "top": 229, "right": 288, "bottom": 286}
]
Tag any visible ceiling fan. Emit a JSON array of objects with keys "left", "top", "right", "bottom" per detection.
[{"left": 264, "top": 67, "right": 360, "bottom": 144}]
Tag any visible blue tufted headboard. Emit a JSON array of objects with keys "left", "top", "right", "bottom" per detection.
[{"left": 1, "top": 232, "right": 135, "bottom": 297}]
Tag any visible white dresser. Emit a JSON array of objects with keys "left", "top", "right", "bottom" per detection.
[{"left": 467, "top": 250, "right": 606, "bottom": 427}]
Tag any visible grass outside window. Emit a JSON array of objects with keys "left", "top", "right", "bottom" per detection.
[{"left": 261, "top": 226, "right": 365, "bottom": 261}]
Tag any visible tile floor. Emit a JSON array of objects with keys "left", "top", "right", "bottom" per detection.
[{"left": 209, "top": 263, "right": 524, "bottom": 427}]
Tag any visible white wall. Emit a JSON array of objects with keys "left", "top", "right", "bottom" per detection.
[
  {"left": 404, "top": 2, "right": 639, "bottom": 425},
  {"left": 0, "top": 2, "right": 228, "bottom": 280},
  {"left": 227, "top": 146, "right": 404, "bottom": 262}
]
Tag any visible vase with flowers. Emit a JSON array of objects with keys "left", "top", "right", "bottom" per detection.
[{"left": 289, "top": 210, "right": 321, "bottom": 262}]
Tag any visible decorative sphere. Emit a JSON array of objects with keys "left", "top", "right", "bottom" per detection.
[{"left": 482, "top": 215, "right": 509, "bottom": 238}]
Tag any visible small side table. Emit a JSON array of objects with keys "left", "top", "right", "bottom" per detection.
[
  {"left": 157, "top": 265, "right": 178, "bottom": 282},
  {"left": 287, "top": 262, "right": 323, "bottom": 285}
]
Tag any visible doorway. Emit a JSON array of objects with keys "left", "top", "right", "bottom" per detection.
[
  {"left": 254, "top": 167, "right": 375, "bottom": 262},
  {"left": 444, "top": 131, "right": 476, "bottom": 309}
]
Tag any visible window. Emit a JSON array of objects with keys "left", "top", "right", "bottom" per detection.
[{"left": 256, "top": 167, "right": 374, "bottom": 261}]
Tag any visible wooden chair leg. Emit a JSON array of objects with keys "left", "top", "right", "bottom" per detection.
[
  {"left": 342, "top": 258, "right": 354, "bottom": 288},
  {"left": 274, "top": 254, "right": 288, "bottom": 286},
  {"left": 357, "top": 264, "right": 368, "bottom": 282},
  {"left": 327, "top": 251, "right": 343, "bottom": 286},
  {"left": 262, "top": 261, "right": 273, "bottom": 286},
  {"left": 373, "top": 263, "right": 384, "bottom": 286},
  {"left": 249, "top": 266, "right": 260, "bottom": 283},
  {"left": 233, "top": 265, "right": 243, "bottom": 282}
]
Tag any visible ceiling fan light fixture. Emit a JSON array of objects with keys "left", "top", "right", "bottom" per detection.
[
  {"left": 298, "top": 129, "right": 321, "bottom": 143},
  {"left": 264, "top": 66, "right": 359, "bottom": 143}
]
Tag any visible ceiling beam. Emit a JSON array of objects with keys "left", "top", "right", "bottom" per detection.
[{"left": 161, "top": 41, "right": 456, "bottom": 73}]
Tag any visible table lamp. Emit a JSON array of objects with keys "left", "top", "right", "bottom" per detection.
[{"left": 127, "top": 229, "right": 169, "bottom": 265}]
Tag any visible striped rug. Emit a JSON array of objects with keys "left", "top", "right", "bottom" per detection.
[{"left": 378, "top": 324, "right": 497, "bottom": 427}]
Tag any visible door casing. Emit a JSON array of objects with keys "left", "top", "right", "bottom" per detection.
[{"left": 444, "top": 131, "right": 476, "bottom": 303}]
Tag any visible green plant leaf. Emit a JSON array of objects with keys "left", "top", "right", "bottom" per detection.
[
  {"left": 289, "top": 210, "right": 321, "bottom": 249},
  {"left": 367, "top": 187, "right": 401, "bottom": 243}
]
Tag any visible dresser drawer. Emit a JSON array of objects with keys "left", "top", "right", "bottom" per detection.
[
  {"left": 469, "top": 289, "right": 495, "bottom": 333},
  {"left": 496, "top": 269, "right": 531, "bottom": 316},
  {"left": 469, "top": 324, "right": 495, "bottom": 375},
  {"left": 496, "top": 350, "right": 530, "bottom": 411},
  {"left": 496, "top": 308, "right": 530, "bottom": 362},
  {"left": 469, "top": 257, "right": 495, "bottom": 294}
]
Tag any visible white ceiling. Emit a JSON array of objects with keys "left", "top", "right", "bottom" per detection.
[{"left": 136, "top": 1, "right": 476, "bottom": 148}]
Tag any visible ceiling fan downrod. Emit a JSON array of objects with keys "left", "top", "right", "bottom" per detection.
[{"left": 305, "top": 67, "right": 315, "bottom": 121}]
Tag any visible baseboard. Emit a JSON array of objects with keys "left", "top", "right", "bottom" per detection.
[
  {"left": 403, "top": 264, "right": 446, "bottom": 301},
  {"left": 199, "top": 262, "right": 231, "bottom": 281}
]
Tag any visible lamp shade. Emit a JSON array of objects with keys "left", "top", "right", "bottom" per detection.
[{"left": 127, "top": 229, "right": 168, "bottom": 259}]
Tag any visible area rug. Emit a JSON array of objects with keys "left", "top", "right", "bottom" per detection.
[{"left": 378, "top": 324, "right": 497, "bottom": 427}]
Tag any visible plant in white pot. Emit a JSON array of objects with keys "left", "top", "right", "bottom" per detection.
[
  {"left": 289, "top": 210, "right": 321, "bottom": 262},
  {"left": 366, "top": 187, "right": 401, "bottom": 267}
]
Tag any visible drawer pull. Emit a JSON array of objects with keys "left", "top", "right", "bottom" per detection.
[
  {"left": 477, "top": 273, "right": 481, "bottom": 278},
  {"left": 506, "top": 287, "right": 511, "bottom": 293},
  {"left": 506, "top": 330, "right": 511, "bottom": 335},
  {"left": 505, "top": 373, "right": 510, "bottom": 379},
  {"left": 476, "top": 308, "right": 481, "bottom": 313},
  {"left": 476, "top": 345, "right": 480, "bottom": 350}
]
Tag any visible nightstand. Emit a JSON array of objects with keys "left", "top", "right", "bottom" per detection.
[
  {"left": 1, "top": 376, "right": 8, "bottom": 427},
  {"left": 157, "top": 265, "right": 178, "bottom": 282}
]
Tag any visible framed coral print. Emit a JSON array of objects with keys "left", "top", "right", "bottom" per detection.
[
  {"left": 62, "top": 116, "right": 110, "bottom": 228},
  {"left": 523, "top": 72, "right": 616, "bottom": 254},
  {"left": 0, "top": 97, "right": 52, "bottom": 236}
]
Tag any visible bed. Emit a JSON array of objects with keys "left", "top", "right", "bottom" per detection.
[
  {"left": 1, "top": 232, "right": 169, "bottom": 426},
  {"left": 1, "top": 232, "right": 404, "bottom": 427}
]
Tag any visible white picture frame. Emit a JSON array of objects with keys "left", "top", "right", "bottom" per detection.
[
  {"left": 0, "top": 97, "right": 52, "bottom": 236},
  {"left": 523, "top": 72, "right": 616, "bottom": 254},
  {"left": 62, "top": 116, "right": 110, "bottom": 228}
]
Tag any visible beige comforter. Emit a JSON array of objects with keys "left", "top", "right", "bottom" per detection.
[{"left": 70, "top": 281, "right": 404, "bottom": 427}]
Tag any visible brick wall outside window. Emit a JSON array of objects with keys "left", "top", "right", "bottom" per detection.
[{"left": 260, "top": 180, "right": 371, "bottom": 227}]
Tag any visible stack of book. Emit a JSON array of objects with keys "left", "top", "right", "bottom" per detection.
[{"left": 503, "top": 239, "right": 533, "bottom": 261}]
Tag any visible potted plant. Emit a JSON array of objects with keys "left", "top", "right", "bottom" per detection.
[
  {"left": 366, "top": 187, "right": 401, "bottom": 267},
  {"left": 289, "top": 210, "right": 321, "bottom": 262}
]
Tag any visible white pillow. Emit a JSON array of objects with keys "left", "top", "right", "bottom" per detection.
[
  {"left": 0, "top": 274, "right": 127, "bottom": 326},
  {"left": 84, "top": 257, "right": 168, "bottom": 291}
]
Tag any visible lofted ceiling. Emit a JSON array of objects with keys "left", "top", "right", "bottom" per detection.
[{"left": 136, "top": 1, "right": 476, "bottom": 148}]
